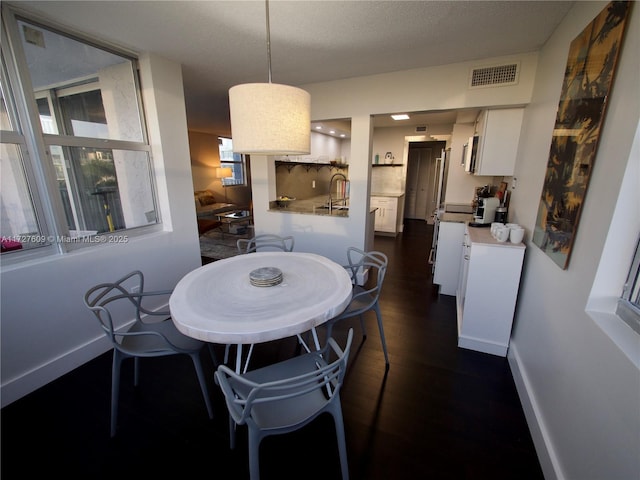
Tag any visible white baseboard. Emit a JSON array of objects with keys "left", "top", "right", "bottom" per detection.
[
  {"left": 2, "top": 307, "right": 169, "bottom": 407},
  {"left": 458, "top": 335, "right": 508, "bottom": 356},
  {"left": 508, "top": 343, "right": 565, "bottom": 480},
  {"left": 1, "top": 335, "right": 111, "bottom": 408}
]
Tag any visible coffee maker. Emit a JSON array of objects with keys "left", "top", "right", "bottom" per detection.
[{"left": 474, "top": 197, "right": 499, "bottom": 224}]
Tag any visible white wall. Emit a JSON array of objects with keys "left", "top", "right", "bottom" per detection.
[
  {"left": 506, "top": 2, "right": 640, "bottom": 479},
  {"left": 296, "top": 130, "right": 345, "bottom": 163},
  {"left": 0, "top": 53, "right": 202, "bottom": 406}
]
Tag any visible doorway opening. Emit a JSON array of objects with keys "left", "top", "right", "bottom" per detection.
[{"left": 404, "top": 140, "right": 447, "bottom": 224}]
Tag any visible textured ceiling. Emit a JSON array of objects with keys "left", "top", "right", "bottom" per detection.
[{"left": 10, "top": 1, "right": 574, "bottom": 135}]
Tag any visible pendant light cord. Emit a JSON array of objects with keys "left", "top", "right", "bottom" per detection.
[{"left": 265, "top": 0, "right": 272, "bottom": 83}]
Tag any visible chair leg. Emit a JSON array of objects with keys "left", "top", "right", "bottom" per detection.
[
  {"left": 325, "top": 320, "right": 334, "bottom": 344},
  {"left": 229, "top": 414, "right": 237, "bottom": 450},
  {"left": 133, "top": 356, "right": 140, "bottom": 387},
  {"left": 359, "top": 314, "right": 367, "bottom": 338},
  {"left": 110, "top": 350, "right": 123, "bottom": 438},
  {"left": 207, "top": 343, "right": 219, "bottom": 368},
  {"left": 331, "top": 402, "right": 350, "bottom": 480},
  {"left": 190, "top": 352, "right": 214, "bottom": 419},
  {"left": 248, "top": 428, "right": 262, "bottom": 480},
  {"left": 373, "top": 303, "right": 389, "bottom": 366}
]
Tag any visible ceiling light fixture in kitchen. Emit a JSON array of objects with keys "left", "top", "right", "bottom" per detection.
[
  {"left": 228, "top": 0, "right": 310, "bottom": 155},
  {"left": 391, "top": 114, "right": 410, "bottom": 121}
]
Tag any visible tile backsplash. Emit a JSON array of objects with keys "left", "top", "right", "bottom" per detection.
[{"left": 371, "top": 166, "right": 404, "bottom": 194}]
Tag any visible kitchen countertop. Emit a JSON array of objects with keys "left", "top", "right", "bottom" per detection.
[
  {"left": 268, "top": 192, "right": 402, "bottom": 217},
  {"left": 269, "top": 195, "right": 349, "bottom": 217},
  {"left": 444, "top": 202, "right": 474, "bottom": 213},
  {"left": 468, "top": 225, "right": 525, "bottom": 248},
  {"left": 371, "top": 192, "right": 405, "bottom": 198},
  {"left": 440, "top": 212, "right": 474, "bottom": 223}
]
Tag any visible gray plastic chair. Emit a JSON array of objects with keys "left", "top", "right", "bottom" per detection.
[
  {"left": 237, "top": 234, "right": 295, "bottom": 253},
  {"left": 216, "top": 329, "right": 354, "bottom": 480},
  {"left": 326, "top": 247, "right": 389, "bottom": 366},
  {"left": 83, "top": 270, "right": 214, "bottom": 437}
]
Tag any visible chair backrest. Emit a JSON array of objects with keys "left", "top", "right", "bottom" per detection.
[
  {"left": 237, "top": 234, "right": 295, "bottom": 254},
  {"left": 216, "top": 329, "right": 354, "bottom": 428},
  {"left": 345, "top": 247, "right": 388, "bottom": 302},
  {"left": 83, "top": 270, "right": 174, "bottom": 353}
]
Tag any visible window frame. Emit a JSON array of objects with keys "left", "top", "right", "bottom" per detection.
[
  {"left": 616, "top": 236, "right": 640, "bottom": 335},
  {"left": 218, "top": 136, "right": 247, "bottom": 187},
  {"left": 1, "top": 20, "right": 56, "bottom": 259},
  {"left": 1, "top": 5, "right": 161, "bottom": 263}
]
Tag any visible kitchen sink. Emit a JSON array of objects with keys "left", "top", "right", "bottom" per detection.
[
  {"left": 313, "top": 205, "right": 349, "bottom": 215},
  {"left": 315, "top": 204, "right": 349, "bottom": 209}
]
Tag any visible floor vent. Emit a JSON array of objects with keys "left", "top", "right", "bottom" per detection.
[{"left": 469, "top": 63, "right": 519, "bottom": 88}]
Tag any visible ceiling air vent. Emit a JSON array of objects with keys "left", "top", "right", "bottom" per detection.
[
  {"left": 469, "top": 62, "right": 519, "bottom": 89},
  {"left": 415, "top": 125, "right": 427, "bottom": 132}
]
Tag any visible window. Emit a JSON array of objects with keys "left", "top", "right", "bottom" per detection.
[
  {"left": 0, "top": 8, "right": 157, "bottom": 257},
  {"left": 586, "top": 120, "right": 639, "bottom": 367},
  {"left": 0, "top": 54, "right": 44, "bottom": 253},
  {"left": 617, "top": 236, "right": 640, "bottom": 334},
  {"left": 218, "top": 137, "right": 246, "bottom": 186}
]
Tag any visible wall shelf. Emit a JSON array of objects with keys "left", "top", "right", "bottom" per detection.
[{"left": 275, "top": 160, "right": 348, "bottom": 173}]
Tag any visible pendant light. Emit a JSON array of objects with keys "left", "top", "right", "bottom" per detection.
[{"left": 229, "top": 0, "right": 311, "bottom": 155}]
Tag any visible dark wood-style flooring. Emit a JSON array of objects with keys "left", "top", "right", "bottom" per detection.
[{"left": 1, "top": 220, "right": 543, "bottom": 479}]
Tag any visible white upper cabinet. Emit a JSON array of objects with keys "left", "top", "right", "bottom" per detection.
[{"left": 474, "top": 108, "right": 524, "bottom": 176}]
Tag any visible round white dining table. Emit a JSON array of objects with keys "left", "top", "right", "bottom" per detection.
[{"left": 169, "top": 252, "right": 353, "bottom": 369}]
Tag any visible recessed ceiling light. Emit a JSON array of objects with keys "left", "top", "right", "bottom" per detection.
[
  {"left": 329, "top": 130, "right": 335, "bottom": 134},
  {"left": 391, "top": 114, "right": 410, "bottom": 121},
  {"left": 314, "top": 125, "right": 322, "bottom": 130}
]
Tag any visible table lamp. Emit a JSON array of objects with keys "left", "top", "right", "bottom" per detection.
[{"left": 216, "top": 167, "right": 233, "bottom": 203}]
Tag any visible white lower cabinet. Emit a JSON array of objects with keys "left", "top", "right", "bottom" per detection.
[
  {"left": 371, "top": 196, "right": 400, "bottom": 234},
  {"left": 456, "top": 226, "right": 525, "bottom": 357}
]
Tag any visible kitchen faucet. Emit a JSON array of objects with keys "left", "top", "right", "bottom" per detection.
[{"left": 328, "top": 172, "right": 348, "bottom": 214}]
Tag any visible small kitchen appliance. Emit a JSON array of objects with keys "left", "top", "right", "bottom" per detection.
[
  {"left": 494, "top": 206, "right": 508, "bottom": 223},
  {"left": 473, "top": 197, "right": 500, "bottom": 224}
]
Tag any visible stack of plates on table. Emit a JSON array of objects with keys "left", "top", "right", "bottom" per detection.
[{"left": 249, "top": 267, "right": 283, "bottom": 287}]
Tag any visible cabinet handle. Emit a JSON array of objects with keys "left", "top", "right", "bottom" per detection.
[
  {"left": 428, "top": 248, "right": 435, "bottom": 265},
  {"left": 464, "top": 255, "right": 470, "bottom": 260}
]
